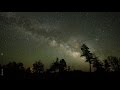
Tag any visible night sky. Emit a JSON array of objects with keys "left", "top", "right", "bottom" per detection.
[{"left": 0, "top": 12, "right": 120, "bottom": 71}]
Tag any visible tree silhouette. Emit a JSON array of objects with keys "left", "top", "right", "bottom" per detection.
[
  {"left": 67, "top": 66, "right": 71, "bottom": 72},
  {"left": 16, "top": 62, "right": 25, "bottom": 79},
  {"left": 25, "top": 67, "right": 32, "bottom": 79},
  {"left": 0, "top": 64, "right": 1, "bottom": 76},
  {"left": 26, "top": 67, "right": 31, "bottom": 74},
  {"left": 104, "top": 59, "right": 111, "bottom": 72},
  {"left": 59, "top": 59, "right": 67, "bottom": 72},
  {"left": 107, "top": 56, "right": 120, "bottom": 72},
  {"left": 49, "top": 58, "right": 60, "bottom": 73},
  {"left": 49, "top": 58, "right": 67, "bottom": 73},
  {"left": 1, "top": 56, "right": 120, "bottom": 80},
  {"left": 81, "top": 44, "right": 94, "bottom": 72},
  {"left": 93, "top": 56, "right": 104, "bottom": 72},
  {"left": 32, "top": 60, "right": 44, "bottom": 79},
  {"left": 32, "top": 60, "right": 44, "bottom": 74},
  {"left": 3, "top": 62, "right": 25, "bottom": 79}
]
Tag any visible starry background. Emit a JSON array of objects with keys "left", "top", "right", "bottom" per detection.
[{"left": 0, "top": 12, "right": 120, "bottom": 71}]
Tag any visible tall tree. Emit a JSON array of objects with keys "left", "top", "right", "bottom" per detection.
[{"left": 81, "top": 44, "right": 94, "bottom": 72}]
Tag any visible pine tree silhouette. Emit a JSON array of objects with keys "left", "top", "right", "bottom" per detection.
[{"left": 81, "top": 44, "right": 94, "bottom": 72}]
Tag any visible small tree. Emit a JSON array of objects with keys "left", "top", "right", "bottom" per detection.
[
  {"left": 59, "top": 59, "right": 67, "bottom": 72},
  {"left": 3, "top": 62, "right": 25, "bottom": 79},
  {"left": 67, "top": 66, "right": 71, "bottom": 72},
  {"left": 25, "top": 67, "right": 32, "bottom": 79},
  {"left": 49, "top": 58, "right": 67, "bottom": 73},
  {"left": 32, "top": 60, "right": 44, "bottom": 74},
  {"left": 93, "top": 56, "right": 104, "bottom": 72},
  {"left": 107, "top": 56, "right": 120, "bottom": 72},
  {"left": 49, "top": 58, "right": 60, "bottom": 72},
  {"left": 104, "top": 59, "right": 111, "bottom": 72}
]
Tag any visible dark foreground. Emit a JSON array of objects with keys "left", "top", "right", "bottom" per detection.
[{"left": 1, "top": 71, "right": 120, "bottom": 80}]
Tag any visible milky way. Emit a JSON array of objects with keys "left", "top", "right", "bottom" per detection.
[{"left": 0, "top": 12, "right": 120, "bottom": 71}]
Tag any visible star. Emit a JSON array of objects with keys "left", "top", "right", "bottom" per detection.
[
  {"left": 95, "top": 38, "right": 99, "bottom": 41},
  {"left": 102, "top": 30, "right": 105, "bottom": 33},
  {"left": 1, "top": 53, "right": 4, "bottom": 56}
]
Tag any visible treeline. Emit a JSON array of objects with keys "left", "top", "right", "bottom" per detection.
[
  {"left": 1, "top": 44, "right": 120, "bottom": 80},
  {"left": 81, "top": 44, "right": 120, "bottom": 72},
  {"left": 0, "top": 58, "right": 71, "bottom": 80}
]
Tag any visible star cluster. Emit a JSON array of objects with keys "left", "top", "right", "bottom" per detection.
[{"left": 0, "top": 12, "right": 120, "bottom": 71}]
